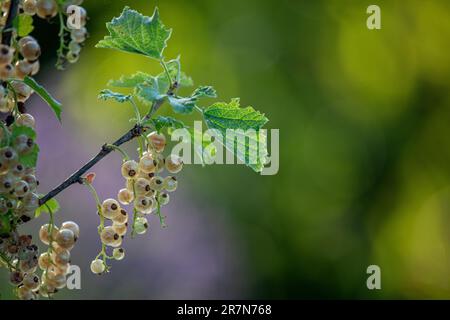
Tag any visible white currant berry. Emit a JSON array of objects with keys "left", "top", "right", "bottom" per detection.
[
  {"left": 23, "top": 0, "right": 37, "bottom": 15},
  {"left": 17, "top": 286, "right": 37, "bottom": 300},
  {"left": 39, "top": 224, "right": 58, "bottom": 245},
  {"left": 10, "top": 81, "right": 33, "bottom": 102},
  {"left": 101, "top": 198, "right": 120, "bottom": 219},
  {"left": 15, "top": 60, "right": 33, "bottom": 78},
  {"left": 121, "top": 160, "right": 139, "bottom": 179},
  {"left": 163, "top": 176, "right": 178, "bottom": 192},
  {"left": 20, "top": 39, "right": 41, "bottom": 61},
  {"left": 0, "top": 174, "right": 15, "bottom": 193},
  {"left": 147, "top": 131, "right": 166, "bottom": 153},
  {"left": 68, "top": 41, "right": 81, "bottom": 54},
  {"left": 90, "top": 259, "right": 105, "bottom": 274},
  {"left": 11, "top": 163, "right": 25, "bottom": 177},
  {"left": 66, "top": 51, "right": 79, "bottom": 63},
  {"left": 70, "top": 27, "right": 87, "bottom": 43},
  {"left": 165, "top": 154, "right": 183, "bottom": 173},
  {"left": 0, "top": 44, "right": 14, "bottom": 65},
  {"left": 112, "top": 222, "right": 127, "bottom": 236},
  {"left": 30, "top": 60, "right": 40, "bottom": 75},
  {"left": 14, "top": 134, "right": 35, "bottom": 155},
  {"left": 149, "top": 176, "right": 164, "bottom": 191},
  {"left": 110, "top": 235, "right": 123, "bottom": 248},
  {"left": 112, "top": 248, "right": 125, "bottom": 261},
  {"left": 112, "top": 208, "right": 128, "bottom": 225},
  {"left": 138, "top": 153, "right": 157, "bottom": 173},
  {"left": 36, "top": 0, "right": 58, "bottom": 19},
  {"left": 22, "top": 273, "right": 40, "bottom": 290},
  {"left": 18, "top": 36, "right": 35, "bottom": 47},
  {"left": 157, "top": 192, "right": 170, "bottom": 206},
  {"left": 53, "top": 247, "right": 71, "bottom": 265},
  {"left": 134, "top": 177, "right": 151, "bottom": 195},
  {"left": 66, "top": 5, "right": 87, "bottom": 27},
  {"left": 21, "top": 192, "right": 39, "bottom": 209},
  {"left": 13, "top": 180, "right": 30, "bottom": 197},
  {"left": 100, "top": 226, "right": 119, "bottom": 246},
  {"left": 0, "top": 63, "right": 14, "bottom": 80},
  {"left": 44, "top": 270, "right": 67, "bottom": 289},
  {"left": 117, "top": 188, "right": 134, "bottom": 205},
  {"left": 134, "top": 195, "right": 154, "bottom": 214},
  {"left": 38, "top": 252, "right": 52, "bottom": 270},
  {"left": 55, "top": 228, "right": 75, "bottom": 249},
  {"left": 16, "top": 113, "right": 36, "bottom": 129},
  {"left": 134, "top": 216, "right": 148, "bottom": 235},
  {"left": 61, "top": 221, "right": 80, "bottom": 238}
]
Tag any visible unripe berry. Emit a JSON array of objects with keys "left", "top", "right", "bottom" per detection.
[
  {"left": 61, "top": 221, "right": 80, "bottom": 238},
  {"left": 36, "top": 0, "right": 58, "bottom": 19},
  {"left": 23, "top": 273, "right": 40, "bottom": 290},
  {"left": 138, "top": 153, "right": 157, "bottom": 173},
  {"left": 163, "top": 176, "right": 178, "bottom": 192},
  {"left": 112, "top": 248, "right": 125, "bottom": 261},
  {"left": 147, "top": 131, "right": 166, "bottom": 153},
  {"left": 39, "top": 224, "right": 58, "bottom": 245},
  {"left": 134, "top": 177, "right": 151, "bottom": 195},
  {"left": 165, "top": 154, "right": 183, "bottom": 173},
  {"left": 16, "top": 113, "right": 36, "bottom": 129},
  {"left": 55, "top": 228, "right": 75, "bottom": 249},
  {"left": 117, "top": 188, "right": 133, "bottom": 205},
  {"left": 112, "top": 223, "right": 127, "bottom": 236},
  {"left": 112, "top": 208, "right": 128, "bottom": 225},
  {"left": 134, "top": 217, "right": 148, "bottom": 235},
  {"left": 149, "top": 176, "right": 164, "bottom": 191},
  {"left": 121, "top": 160, "right": 138, "bottom": 179},
  {"left": 90, "top": 259, "right": 105, "bottom": 274},
  {"left": 0, "top": 44, "right": 14, "bottom": 65},
  {"left": 101, "top": 198, "right": 120, "bottom": 219},
  {"left": 157, "top": 192, "right": 170, "bottom": 206},
  {"left": 134, "top": 195, "right": 154, "bottom": 214},
  {"left": 100, "top": 226, "right": 119, "bottom": 246}
]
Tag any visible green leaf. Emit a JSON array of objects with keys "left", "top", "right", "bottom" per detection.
[
  {"left": 108, "top": 72, "right": 153, "bottom": 88},
  {"left": 13, "top": 14, "right": 34, "bottom": 37},
  {"left": 158, "top": 57, "right": 193, "bottom": 89},
  {"left": 166, "top": 86, "right": 216, "bottom": 114},
  {"left": 136, "top": 79, "right": 167, "bottom": 105},
  {"left": 96, "top": 7, "right": 171, "bottom": 59},
  {"left": 98, "top": 89, "right": 132, "bottom": 103},
  {"left": 192, "top": 86, "right": 217, "bottom": 98},
  {"left": 19, "top": 144, "right": 39, "bottom": 168},
  {"left": 35, "top": 198, "right": 60, "bottom": 218},
  {"left": 203, "top": 98, "right": 269, "bottom": 172},
  {"left": 23, "top": 76, "right": 62, "bottom": 122},
  {"left": 145, "top": 116, "right": 186, "bottom": 132}
]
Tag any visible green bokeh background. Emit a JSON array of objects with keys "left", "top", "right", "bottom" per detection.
[{"left": 2, "top": 0, "right": 450, "bottom": 299}]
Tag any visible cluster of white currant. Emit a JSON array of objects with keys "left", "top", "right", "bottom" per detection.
[
  {"left": 0, "top": 35, "right": 41, "bottom": 112},
  {"left": 89, "top": 131, "right": 182, "bottom": 274},
  {"left": 35, "top": 220, "right": 79, "bottom": 298}
]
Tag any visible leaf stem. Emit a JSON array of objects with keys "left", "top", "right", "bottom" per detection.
[
  {"left": 105, "top": 143, "right": 130, "bottom": 161},
  {"left": 160, "top": 59, "right": 173, "bottom": 87}
]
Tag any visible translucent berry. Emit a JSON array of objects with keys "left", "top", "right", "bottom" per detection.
[
  {"left": 90, "top": 259, "right": 105, "bottom": 274},
  {"left": 121, "top": 160, "right": 138, "bottom": 179},
  {"left": 16, "top": 113, "right": 35, "bottom": 128},
  {"left": 149, "top": 176, "right": 164, "bottom": 191},
  {"left": 101, "top": 198, "right": 120, "bottom": 219},
  {"left": 147, "top": 131, "right": 166, "bottom": 153},
  {"left": 39, "top": 224, "right": 58, "bottom": 245},
  {"left": 20, "top": 39, "right": 41, "bottom": 61},
  {"left": 117, "top": 188, "right": 133, "bottom": 205},
  {"left": 36, "top": 0, "right": 58, "bottom": 19},
  {"left": 38, "top": 252, "right": 52, "bottom": 270},
  {"left": 138, "top": 153, "right": 157, "bottom": 173},
  {"left": 112, "top": 223, "right": 127, "bottom": 236},
  {"left": 0, "top": 44, "right": 14, "bottom": 65},
  {"left": 55, "top": 228, "right": 75, "bottom": 249},
  {"left": 23, "top": 0, "right": 37, "bottom": 15},
  {"left": 100, "top": 226, "right": 119, "bottom": 246},
  {"left": 157, "top": 192, "right": 170, "bottom": 206},
  {"left": 134, "top": 196, "right": 154, "bottom": 214},
  {"left": 134, "top": 177, "right": 151, "bottom": 195},
  {"left": 112, "top": 208, "right": 128, "bottom": 225},
  {"left": 163, "top": 176, "right": 178, "bottom": 192},
  {"left": 22, "top": 273, "right": 40, "bottom": 290},
  {"left": 134, "top": 217, "right": 148, "bottom": 235},
  {"left": 112, "top": 248, "right": 125, "bottom": 261},
  {"left": 165, "top": 154, "right": 183, "bottom": 173},
  {"left": 61, "top": 221, "right": 80, "bottom": 239}
]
